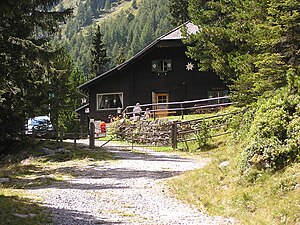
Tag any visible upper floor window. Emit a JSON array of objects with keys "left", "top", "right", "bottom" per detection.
[
  {"left": 97, "top": 92, "right": 123, "bottom": 110},
  {"left": 151, "top": 60, "right": 172, "bottom": 73}
]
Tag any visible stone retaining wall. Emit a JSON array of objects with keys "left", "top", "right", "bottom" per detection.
[{"left": 112, "top": 119, "right": 172, "bottom": 146}]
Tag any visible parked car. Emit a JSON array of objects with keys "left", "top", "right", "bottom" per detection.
[{"left": 25, "top": 116, "right": 54, "bottom": 137}]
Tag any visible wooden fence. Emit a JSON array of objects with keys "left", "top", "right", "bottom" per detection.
[
  {"left": 123, "top": 96, "right": 232, "bottom": 119},
  {"left": 29, "top": 96, "right": 239, "bottom": 150}
]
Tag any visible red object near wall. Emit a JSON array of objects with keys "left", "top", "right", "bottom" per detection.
[{"left": 100, "top": 121, "right": 106, "bottom": 133}]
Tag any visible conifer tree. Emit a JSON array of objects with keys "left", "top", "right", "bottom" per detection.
[
  {"left": 90, "top": 25, "right": 110, "bottom": 78},
  {"left": 0, "top": 0, "right": 72, "bottom": 152},
  {"left": 186, "top": 0, "right": 300, "bottom": 104},
  {"left": 168, "top": 0, "right": 189, "bottom": 26}
]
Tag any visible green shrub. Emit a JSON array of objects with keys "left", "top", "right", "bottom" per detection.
[
  {"left": 194, "top": 121, "right": 211, "bottom": 149},
  {"left": 237, "top": 88, "right": 300, "bottom": 173}
]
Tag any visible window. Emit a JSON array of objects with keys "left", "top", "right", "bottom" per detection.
[
  {"left": 207, "top": 89, "right": 229, "bottom": 103},
  {"left": 151, "top": 60, "right": 172, "bottom": 73},
  {"left": 97, "top": 93, "right": 123, "bottom": 110}
]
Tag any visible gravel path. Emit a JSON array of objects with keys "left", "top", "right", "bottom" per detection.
[{"left": 27, "top": 141, "right": 235, "bottom": 225}]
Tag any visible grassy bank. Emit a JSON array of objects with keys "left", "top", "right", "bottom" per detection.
[
  {"left": 0, "top": 140, "right": 114, "bottom": 225},
  {"left": 167, "top": 136, "right": 300, "bottom": 224}
]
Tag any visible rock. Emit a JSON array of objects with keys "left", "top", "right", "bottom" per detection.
[
  {"left": 219, "top": 161, "right": 229, "bottom": 168},
  {"left": 54, "top": 148, "right": 65, "bottom": 154},
  {"left": 13, "top": 213, "right": 36, "bottom": 218},
  {"left": 40, "top": 148, "right": 54, "bottom": 155},
  {"left": 0, "top": 177, "right": 10, "bottom": 183},
  {"left": 219, "top": 161, "right": 230, "bottom": 174},
  {"left": 3, "top": 154, "right": 12, "bottom": 163},
  {"left": 21, "top": 157, "right": 33, "bottom": 165}
]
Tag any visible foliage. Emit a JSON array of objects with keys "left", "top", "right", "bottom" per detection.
[
  {"left": 194, "top": 121, "right": 211, "bottom": 149},
  {"left": 55, "top": 0, "right": 173, "bottom": 78},
  {"left": 90, "top": 25, "right": 110, "bottom": 78},
  {"left": 167, "top": 136, "right": 300, "bottom": 224},
  {"left": 186, "top": 0, "right": 300, "bottom": 105},
  {"left": 168, "top": 0, "right": 189, "bottom": 26},
  {"left": 232, "top": 89, "right": 300, "bottom": 172},
  {"left": 0, "top": 0, "right": 72, "bottom": 154}
]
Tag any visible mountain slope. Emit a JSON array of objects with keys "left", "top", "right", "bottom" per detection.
[{"left": 55, "top": 0, "right": 173, "bottom": 79}]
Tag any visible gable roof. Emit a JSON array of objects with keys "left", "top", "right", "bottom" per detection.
[{"left": 78, "top": 22, "right": 199, "bottom": 90}]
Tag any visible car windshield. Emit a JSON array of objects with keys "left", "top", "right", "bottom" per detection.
[{"left": 31, "top": 119, "right": 49, "bottom": 126}]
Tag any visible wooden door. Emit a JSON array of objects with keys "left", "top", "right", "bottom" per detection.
[{"left": 156, "top": 93, "right": 169, "bottom": 117}]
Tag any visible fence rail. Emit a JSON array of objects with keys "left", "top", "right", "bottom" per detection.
[
  {"left": 123, "top": 96, "right": 232, "bottom": 119},
  {"left": 27, "top": 96, "right": 240, "bottom": 150}
]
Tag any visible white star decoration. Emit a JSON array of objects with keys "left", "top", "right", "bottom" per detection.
[{"left": 186, "top": 62, "right": 194, "bottom": 71}]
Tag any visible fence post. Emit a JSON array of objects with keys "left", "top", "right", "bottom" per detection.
[
  {"left": 89, "top": 122, "right": 95, "bottom": 149},
  {"left": 180, "top": 103, "right": 184, "bottom": 120},
  {"left": 60, "top": 126, "right": 63, "bottom": 147},
  {"left": 74, "top": 133, "right": 77, "bottom": 148},
  {"left": 171, "top": 121, "right": 178, "bottom": 149},
  {"left": 31, "top": 127, "right": 35, "bottom": 145}
]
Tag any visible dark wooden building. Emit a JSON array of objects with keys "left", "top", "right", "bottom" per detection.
[{"left": 78, "top": 22, "right": 228, "bottom": 122}]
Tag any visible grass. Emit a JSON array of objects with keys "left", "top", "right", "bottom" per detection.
[
  {"left": 166, "top": 136, "right": 300, "bottom": 224},
  {"left": 0, "top": 140, "right": 115, "bottom": 225},
  {"left": 0, "top": 192, "right": 51, "bottom": 225}
]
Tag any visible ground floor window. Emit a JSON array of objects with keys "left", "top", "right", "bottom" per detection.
[
  {"left": 208, "top": 89, "right": 229, "bottom": 103},
  {"left": 97, "top": 93, "right": 123, "bottom": 110}
]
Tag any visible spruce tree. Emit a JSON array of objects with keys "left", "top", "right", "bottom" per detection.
[
  {"left": 0, "top": 0, "right": 71, "bottom": 152},
  {"left": 90, "top": 25, "right": 110, "bottom": 78},
  {"left": 168, "top": 0, "right": 189, "bottom": 26},
  {"left": 186, "top": 0, "right": 299, "bottom": 104}
]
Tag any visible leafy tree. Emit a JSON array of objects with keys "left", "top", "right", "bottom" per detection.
[
  {"left": 90, "top": 25, "right": 110, "bottom": 78},
  {"left": 0, "top": 0, "right": 71, "bottom": 153}
]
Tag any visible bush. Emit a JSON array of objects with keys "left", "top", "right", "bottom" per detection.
[
  {"left": 194, "top": 121, "right": 211, "bottom": 149},
  {"left": 237, "top": 88, "right": 300, "bottom": 172}
]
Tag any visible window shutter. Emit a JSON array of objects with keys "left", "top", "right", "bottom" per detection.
[
  {"left": 166, "top": 60, "right": 172, "bottom": 71},
  {"left": 151, "top": 60, "right": 157, "bottom": 72}
]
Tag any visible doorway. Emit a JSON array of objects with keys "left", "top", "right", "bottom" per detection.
[{"left": 153, "top": 93, "right": 169, "bottom": 117}]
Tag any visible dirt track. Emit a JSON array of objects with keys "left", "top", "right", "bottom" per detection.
[{"left": 27, "top": 140, "right": 235, "bottom": 224}]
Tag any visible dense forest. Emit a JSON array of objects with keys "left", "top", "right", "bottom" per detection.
[{"left": 55, "top": 0, "right": 173, "bottom": 79}]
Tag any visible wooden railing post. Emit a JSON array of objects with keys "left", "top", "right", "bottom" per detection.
[
  {"left": 171, "top": 121, "right": 178, "bottom": 149},
  {"left": 89, "top": 122, "right": 95, "bottom": 149},
  {"left": 32, "top": 127, "right": 35, "bottom": 145},
  {"left": 74, "top": 133, "right": 77, "bottom": 148},
  {"left": 59, "top": 126, "right": 63, "bottom": 147},
  {"left": 180, "top": 103, "right": 184, "bottom": 120}
]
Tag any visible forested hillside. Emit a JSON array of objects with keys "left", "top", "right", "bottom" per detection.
[{"left": 55, "top": 0, "right": 173, "bottom": 79}]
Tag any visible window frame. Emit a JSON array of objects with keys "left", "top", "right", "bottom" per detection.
[
  {"left": 96, "top": 92, "right": 124, "bottom": 111},
  {"left": 151, "top": 59, "right": 172, "bottom": 73}
]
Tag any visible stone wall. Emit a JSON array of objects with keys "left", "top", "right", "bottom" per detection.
[{"left": 112, "top": 119, "right": 172, "bottom": 146}]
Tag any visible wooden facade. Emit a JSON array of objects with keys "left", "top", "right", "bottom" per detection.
[{"left": 79, "top": 23, "right": 228, "bottom": 122}]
